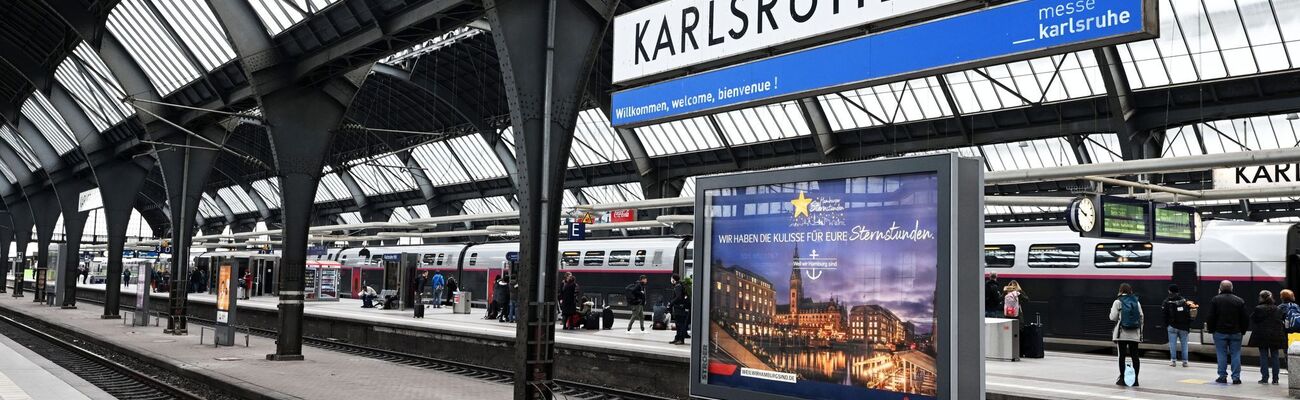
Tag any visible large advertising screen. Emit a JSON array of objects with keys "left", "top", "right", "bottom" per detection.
[
  {"left": 702, "top": 172, "right": 940, "bottom": 399},
  {"left": 216, "top": 264, "right": 232, "bottom": 324}
]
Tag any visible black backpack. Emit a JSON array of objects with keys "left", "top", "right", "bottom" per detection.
[{"left": 1169, "top": 298, "right": 1192, "bottom": 326}]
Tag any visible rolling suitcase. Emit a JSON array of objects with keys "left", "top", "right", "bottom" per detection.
[
  {"left": 1021, "top": 313, "right": 1045, "bottom": 358},
  {"left": 601, "top": 306, "right": 615, "bottom": 330},
  {"left": 584, "top": 313, "right": 601, "bottom": 330}
]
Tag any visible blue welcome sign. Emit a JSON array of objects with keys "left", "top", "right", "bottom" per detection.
[{"left": 611, "top": 0, "right": 1156, "bottom": 126}]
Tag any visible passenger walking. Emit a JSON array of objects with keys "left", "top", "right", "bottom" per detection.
[
  {"left": 1203, "top": 280, "right": 1250, "bottom": 384},
  {"left": 430, "top": 271, "right": 445, "bottom": 308},
  {"left": 1110, "top": 283, "right": 1144, "bottom": 386},
  {"left": 1162, "top": 284, "right": 1193, "bottom": 367},
  {"left": 984, "top": 272, "right": 1002, "bottom": 318},
  {"left": 626, "top": 275, "right": 648, "bottom": 332},
  {"left": 560, "top": 273, "right": 579, "bottom": 330},
  {"left": 669, "top": 274, "right": 689, "bottom": 345},
  {"left": 1250, "top": 290, "right": 1285, "bottom": 385},
  {"left": 1002, "top": 280, "right": 1027, "bottom": 320}
]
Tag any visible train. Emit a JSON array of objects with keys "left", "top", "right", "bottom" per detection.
[{"left": 986, "top": 219, "right": 1300, "bottom": 345}]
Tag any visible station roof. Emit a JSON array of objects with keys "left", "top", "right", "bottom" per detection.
[{"left": 1, "top": 0, "right": 1299, "bottom": 240}]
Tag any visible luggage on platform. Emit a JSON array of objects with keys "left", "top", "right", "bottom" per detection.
[
  {"left": 601, "top": 306, "right": 615, "bottom": 330},
  {"left": 1021, "top": 313, "right": 1045, "bottom": 359}
]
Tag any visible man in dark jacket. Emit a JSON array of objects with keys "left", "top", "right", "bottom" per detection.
[
  {"left": 1162, "top": 284, "right": 1193, "bottom": 367},
  {"left": 627, "top": 275, "right": 648, "bottom": 332},
  {"left": 669, "top": 274, "right": 689, "bottom": 345},
  {"left": 984, "top": 273, "right": 1002, "bottom": 317},
  {"left": 1202, "top": 280, "right": 1250, "bottom": 384},
  {"left": 494, "top": 276, "right": 511, "bottom": 322},
  {"left": 559, "top": 273, "right": 579, "bottom": 329}
]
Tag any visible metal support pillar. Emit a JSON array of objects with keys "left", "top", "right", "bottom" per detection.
[
  {"left": 10, "top": 202, "right": 32, "bottom": 297},
  {"left": 98, "top": 159, "right": 152, "bottom": 318},
  {"left": 156, "top": 126, "right": 228, "bottom": 334},
  {"left": 486, "top": 0, "right": 615, "bottom": 397},
  {"left": 30, "top": 191, "right": 61, "bottom": 303},
  {"left": 54, "top": 180, "right": 93, "bottom": 309},
  {"left": 0, "top": 225, "right": 10, "bottom": 294}
]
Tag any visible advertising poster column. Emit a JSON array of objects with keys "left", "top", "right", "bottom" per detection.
[
  {"left": 215, "top": 263, "right": 238, "bottom": 346},
  {"left": 691, "top": 154, "right": 983, "bottom": 400},
  {"left": 134, "top": 263, "right": 150, "bottom": 326}
]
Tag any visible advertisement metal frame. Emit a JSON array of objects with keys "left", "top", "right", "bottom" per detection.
[{"left": 690, "top": 153, "right": 984, "bottom": 400}]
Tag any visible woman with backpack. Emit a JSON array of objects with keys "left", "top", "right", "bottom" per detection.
[
  {"left": 1250, "top": 290, "right": 1286, "bottom": 385},
  {"left": 1162, "top": 284, "right": 1193, "bottom": 367},
  {"left": 1110, "top": 283, "right": 1144, "bottom": 386},
  {"left": 1003, "top": 280, "right": 1027, "bottom": 320}
]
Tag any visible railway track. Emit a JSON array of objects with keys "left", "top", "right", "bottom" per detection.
[
  {"left": 0, "top": 312, "right": 207, "bottom": 400},
  {"left": 78, "top": 295, "right": 675, "bottom": 400}
]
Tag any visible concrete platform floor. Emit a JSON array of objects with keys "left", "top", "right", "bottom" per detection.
[
  {"left": 0, "top": 293, "right": 513, "bottom": 400},
  {"left": 988, "top": 351, "right": 1290, "bottom": 399}
]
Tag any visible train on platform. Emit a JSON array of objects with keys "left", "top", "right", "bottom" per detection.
[{"left": 985, "top": 219, "right": 1300, "bottom": 345}]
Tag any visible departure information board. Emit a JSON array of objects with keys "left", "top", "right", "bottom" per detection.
[
  {"left": 1100, "top": 196, "right": 1152, "bottom": 240},
  {"left": 1154, "top": 204, "right": 1199, "bottom": 243}
]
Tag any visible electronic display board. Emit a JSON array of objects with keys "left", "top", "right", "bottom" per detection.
[
  {"left": 216, "top": 263, "right": 232, "bottom": 324},
  {"left": 1153, "top": 204, "right": 1199, "bottom": 244},
  {"left": 1100, "top": 196, "right": 1152, "bottom": 240},
  {"left": 691, "top": 154, "right": 983, "bottom": 400}
]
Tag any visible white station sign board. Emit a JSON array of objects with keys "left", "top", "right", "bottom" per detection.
[
  {"left": 1213, "top": 164, "right": 1300, "bottom": 190},
  {"left": 77, "top": 188, "right": 103, "bottom": 212},
  {"left": 612, "top": 0, "right": 964, "bottom": 84}
]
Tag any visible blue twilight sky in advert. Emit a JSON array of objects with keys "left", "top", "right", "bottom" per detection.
[{"left": 707, "top": 173, "right": 940, "bottom": 333}]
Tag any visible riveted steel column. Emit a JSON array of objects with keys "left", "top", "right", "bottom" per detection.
[
  {"left": 486, "top": 0, "right": 615, "bottom": 397},
  {"left": 54, "top": 180, "right": 93, "bottom": 309},
  {"left": 0, "top": 221, "right": 10, "bottom": 294},
  {"left": 10, "top": 202, "right": 32, "bottom": 297},
  {"left": 156, "top": 126, "right": 228, "bottom": 334},
  {"left": 30, "top": 191, "right": 60, "bottom": 304}
]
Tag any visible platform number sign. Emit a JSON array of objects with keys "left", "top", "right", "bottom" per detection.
[{"left": 568, "top": 222, "right": 587, "bottom": 240}]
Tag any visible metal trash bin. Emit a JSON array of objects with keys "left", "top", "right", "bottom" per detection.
[{"left": 453, "top": 291, "right": 472, "bottom": 314}]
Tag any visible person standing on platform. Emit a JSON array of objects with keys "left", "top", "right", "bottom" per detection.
[
  {"left": 444, "top": 276, "right": 459, "bottom": 307},
  {"left": 122, "top": 268, "right": 131, "bottom": 288},
  {"left": 627, "top": 275, "right": 648, "bottom": 332},
  {"left": 242, "top": 271, "right": 253, "bottom": 300},
  {"left": 560, "top": 273, "right": 579, "bottom": 330},
  {"left": 1204, "top": 280, "right": 1250, "bottom": 384},
  {"left": 79, "top": 264, "right": 89, "bottom": 284},
  {"left": 1251, "top": 290, "right": 1285, "bottom": 385},
  {"left": 495, "top": 276, "right": 511, "bottom": 323},
  {"left": 1163, "top": 284, "right": 1193, "bottom": 367},
  {"left": 415, "top": 272, "right": 428, "bottom": 305},
  {"left": 984, "top": 272, "right": 1002, "bottom": 318},
  {"left": 1002, "top": 280, "right": 1027, "bottom": 321},
  {"left": 430, "top": 271, "right": 445, "bottom": 308},
  {"left": 669, "top": 274, "right": 690, "bottom": 345},
  {"left": 1110, "top": 283, "right": 1144, "bottom": 386}
]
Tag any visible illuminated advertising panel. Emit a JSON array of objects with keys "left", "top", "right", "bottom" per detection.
[
  {"left": 692, "top": 154, "right": 983, "bottom": 400},
  {"left": 216, "top": 264, "right": 232, "bottom": 324}
]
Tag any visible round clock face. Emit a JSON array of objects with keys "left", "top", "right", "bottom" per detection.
[{"left": 1076, "top": 197, "right": 1097, "bottom": 232}]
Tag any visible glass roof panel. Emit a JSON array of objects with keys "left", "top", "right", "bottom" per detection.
[
  {"left": 580, "top": 183, "right": 644, "bottom": 204},
  {"left": 198, "top": 193, "right": 224, "bottom": 218},
  {"left": 20, "top": 92, "right": 78, "bottom": 155},
  {"left": 411, "top": 141, "right": 473, "bottom": 186},
  {"left": 409, "top": 204, "right": 431, "bottom": 219},
  {"left": 634, "top": 116, "right": 724, "bottom": 157},
  {"left": 216, "top": 186, "right": 256, "bottom": 214},
  {"left": 247, "top": 0, "right": 341, "bottom": 36},
  {"left": 715, "top": 101, "right": 811, "bottom": 145},
  {"left": 462, "top": 196, "right": 515, "bottom": 215},
  {"left": 336, "top": 212, "right": 363, "bottom": 225},
  {"left": 819, "top": 77, "right": 953, "bottom": 131},
  {"left": 54, "top": 43, "right": 134, "bottom": 132},
  {"left": 982, "top": 138, "right": 1078, "bottom": 171},
  {"left": 1162, "top": 126, "right": 1203, "bottom": 157},
  {"left": 571, "top": 109, "right": 631, "bottom": 166},
  {"left": 446, "top": 135, "right": 507, "bottom": 180},
  {"left": 388, "top": 207, "right": 414, "bottom": 223},
  {"left": 251, "top": 178, "right": 282, "bottom": 209},
  {"left": 0, "top": 125, "right": 41, "bottom": 171},
  {"left": 106, "top": 0, "right": 202, "bottom": 95},
  {"left": 1193, "top": 114, "right": 1300, "bottom": 155},
  {"left": 315, "top": 167, "right": 352, "bottom": 203},
  {"left": 1082, "top": 134, "right": 1124, "bottom": 164},
  {"left": 347, "top": 154, "right": 416, "bottom": 195},
  {"left": 150, "top": 0, "right": 236, "bottom": 71},
  {"left": 0, "top": 163, "right": 16, "bottom": 184},
  {"left": 562, "top": 190, "right": 578, "bottom": 209}
]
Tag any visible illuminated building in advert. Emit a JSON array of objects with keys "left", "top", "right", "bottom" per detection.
[
  {"left": 773, "top": 246, "right": 847, "bottom": 339},
  {"left": 712, "top": 264, "right": 777, "bottom": 338}
]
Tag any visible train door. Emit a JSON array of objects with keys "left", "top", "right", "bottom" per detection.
[
  {"left": 253, "top": 258, "right": 275, "bottom": 296},
  {"left": 1287, "top": 224, "right": 1300, "bottom": 293},
  {"left": 1172, "top": 262, "right": 1198, "bottom": 301}
]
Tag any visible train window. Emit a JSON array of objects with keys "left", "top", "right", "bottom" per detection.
[
  {"left": 422, "top": 254, "right": 435, "bottom": 266},
  {"left": 436, "top": 253, "right": 445, "bottom": 266},
  {"left": 584, "top": 251, "right": 606, "bottom": 267},
  {"left": 635, "top": 250, "right": 647, "bottom": 267},
  {"left": 1095, "top": 243, "right": 1153, "bottom": 268},
  {"left": 469, "top": 253, "right": 478, "bottom": 266},
  {"left": 609, "top": 251, "right": 632, "bottom": 267},
  {"left": 985, "top": 245, "right": 1015, "bottom": 268},
  {"left": 562, "top": 251, "right": 580, "bottom": 267},
  {"left": 1026, "top": 244, "right": 1080, "bottom": 268}
]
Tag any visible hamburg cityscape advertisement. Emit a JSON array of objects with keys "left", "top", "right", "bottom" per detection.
[{"left": 705, "top": 172, "right": 939, "bottom": 400}]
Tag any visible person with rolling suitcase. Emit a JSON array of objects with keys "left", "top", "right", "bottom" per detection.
[{"left": 1111, "top": 283, "right": 1144, "bottom": 387}]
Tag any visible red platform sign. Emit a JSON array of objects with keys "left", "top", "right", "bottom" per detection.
[{"left": 610, "top": 209, "right": 636, "bottom": 223}]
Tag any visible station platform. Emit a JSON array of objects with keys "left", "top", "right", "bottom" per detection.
[
  {"left": 0, "top": 291, "right": 512, "bottom": 400},
  {"left": 74, "top": 282, "right": 692, "bottom": 358},
  {"left": 0, "top": 323, "right": 113, "bottom": 400},
  {"left": 31, "top": 282, "right": 1300, "bottom": 399}
]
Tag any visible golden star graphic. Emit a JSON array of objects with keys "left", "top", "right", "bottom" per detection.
[{"left": 791, "top": 192, "right": 813, "bottom": 218}]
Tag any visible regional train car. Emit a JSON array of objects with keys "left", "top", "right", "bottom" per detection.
[
  {"left": 985, "top": 220, "right": 1300, "bottom": 345},
  {"left": 333, "top": 237, "right": 690, "bottom": 309}
]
